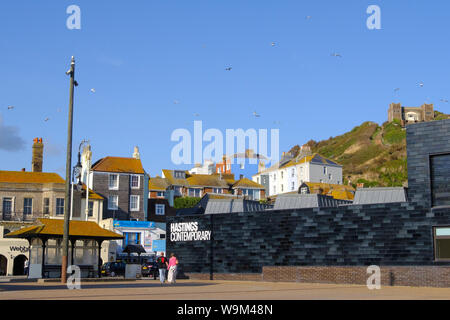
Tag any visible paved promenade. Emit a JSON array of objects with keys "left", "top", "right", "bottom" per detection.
[{"left": 1, "top": 279, "right": 450, "bottom": 300}]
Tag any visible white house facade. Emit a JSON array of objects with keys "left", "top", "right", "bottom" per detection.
[{"left": 253, "top": 153, "right": 343, "bottom": 197}]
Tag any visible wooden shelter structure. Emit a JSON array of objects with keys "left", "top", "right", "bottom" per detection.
[{"left": 5, "top": 218, "right": 123, "bottom": 279}]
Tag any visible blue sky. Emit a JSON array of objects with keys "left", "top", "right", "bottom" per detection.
[{"left": 0, "top": 1, "right": 449, "bottom": 179}]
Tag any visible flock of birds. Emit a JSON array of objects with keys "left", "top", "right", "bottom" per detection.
[
  {"left": 5, "top": 13, "right": 448, "bottom": 126},
  {"left": 6, "top": 87, "right": 97, "bottom": 122}
]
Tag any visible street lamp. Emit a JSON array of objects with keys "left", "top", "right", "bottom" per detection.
[
  {"left": 61, "top": 56, "right": 78, "bottom": 284},
  {"left": 70, "top": 141, "right": 86, "bottom": 220}
]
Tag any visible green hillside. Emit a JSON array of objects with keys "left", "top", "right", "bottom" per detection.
[{"left": 289, "top": 111, "right": 449, "bottom": 188}]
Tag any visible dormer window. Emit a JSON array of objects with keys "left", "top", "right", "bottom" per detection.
[{"left": 174, "top": 170, "right": 186, "bottom": 179}]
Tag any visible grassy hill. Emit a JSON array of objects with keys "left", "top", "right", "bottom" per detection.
[{"left": 289, "top": 111, "right": 449, "bottom": 188}]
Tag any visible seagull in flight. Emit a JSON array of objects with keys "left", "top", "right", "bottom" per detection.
[
  {"left": 419, "top": 82, "right": 424, "bottom": 88},
  {"left": 90, "top": 88, "right": 96, "bottom": 93},
  {"left": 271, "top": 42, "right": 276, "bottom": 47},
  {"left": 331, "top": 53, "right": 342, "bottom": 58},
  {"left": 253, "top": 111, "right": 260, "bottom": 118},
  {"left": 394, "top": 88, "right": 400, "bottom": 92},
  {"left": 441, "top": 99, "right": 449, "bottom": 103},
  {"left": 225, "top": 67, "right": 232, "bottom": 71},
  {"left": 44, "top": 117, "right": 50, "bottom": 122},
  {"left": 7, "top": 105, "right": 14, "bottom": 110}
]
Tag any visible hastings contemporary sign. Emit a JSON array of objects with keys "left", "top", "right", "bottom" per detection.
[{"left": 170, "top": 222, "right": 211, "bottom": 242}]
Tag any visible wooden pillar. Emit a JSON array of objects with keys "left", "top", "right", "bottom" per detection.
[
  {"left": 97, "top": 240, "right": 103, "bottom": 278},
  {"left": 41, "top": 237, "right": 47, "bottom": 279},
  {"left": 70, "top": 238, "right": 76, "bottom": 266},
  {"left": 26, "top": 238, "right": 31, "bottom": 278}
]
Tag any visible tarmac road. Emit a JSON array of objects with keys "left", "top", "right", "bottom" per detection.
[{"left": 1, "top": 279, "right": 450, "bottom": 300}]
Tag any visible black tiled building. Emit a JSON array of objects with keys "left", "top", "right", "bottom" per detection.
[{"left": 167, "top": 119, "right": 450, "bottom": 287}]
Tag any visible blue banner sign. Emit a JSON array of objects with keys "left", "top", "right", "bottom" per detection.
[{"left": 113, "top": 220, "right": 155, "bottom": 229}]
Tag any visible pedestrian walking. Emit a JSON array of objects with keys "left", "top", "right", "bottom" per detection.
[
  {"left": 24, "top": 259, "right": 29, "bottom": 276},
  {"left": 167, "top": 253, "right": 179, "bottom": 284},
  {"left": 156, "top": 252, "right": 168, "bottom": 285}
]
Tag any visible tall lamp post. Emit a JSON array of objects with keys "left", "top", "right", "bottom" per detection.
[{"left": 61, "top": 56, "right": 78, "bottom": 284}]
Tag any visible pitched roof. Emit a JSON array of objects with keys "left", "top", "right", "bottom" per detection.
[
  {"left": 0, "top": 171, "right": 65, "bottom": 184},
  {"left": 81, "top": 184, "right": 104, "bottom": 200},
  {"left": 148, "top": 177, "right": 170, "bottom": 191},
  {"left": 274, "top": 194, "right": 351, "bottom": 210},
  {"left": 162, "top": 169, "right": 190, "bottom": 186},
  {"left": 232, "top": 177, "right": 265, "bottom": 189},
  {"left": 186, "top": 174, "right": 230, "bottom": 188},
  {"left": 254, "top": 153, "right": 341, "bottom": 177},
  {"left": 353, "top": 187, "right": 407, "bottom": 205},
  {"left": 92, "top": 157, "right": 145, "bottom": 174},
  {"left": 301, "top": 182, "right": 355, "bottom": 200},
  {"left": 283, "top": 153, "right": 341, "bottom": 168},
  {"left": 162, "top": 170, "right": 236, "bottom": 188},
  {"left": 5, "top": 218, "right": 123, "bottom": 240}
]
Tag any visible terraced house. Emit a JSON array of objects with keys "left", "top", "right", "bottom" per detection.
[
  {"left": 84, "top": 148, "right": 149, "bottom": 221},
  {"left": 155, "top": 170, "right": 266, "bottom": 201}
]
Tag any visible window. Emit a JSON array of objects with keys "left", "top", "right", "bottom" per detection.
[
  {"left": 23, "top": 198, "right": 32, "bottom": 215},
  {"left": 174, "top": 171, "right": 186, "bottom": 179},
  {"left": 281, "top": 171, "right": 284, "bottom": 179},
  {"left": 281, "top": 184, "right": 284, "bottom": 192},
  {"left": 242, "top": 189, "right": 259, "bottom": 200},
  {"left": 257, "top": 177, "right": 259, "bottom": 184},
  {"left": 434, "top": 227, "right": 450, "bottom": 261},
  {"left": 212, "top": 188, "right": 222, "bottom": 194},
  {"left": 160, "top": 234, "right": 166, "bottom": 239},
  {"left": 157, "top": 191, "right": 165, "bottom": 198},
  {"left": 43, "top": 198, "right": 50, "bottom": 215},
  {"left": 130, "top": 175, "right": 140, "bottom": 188},
  {"left": 323, "top": 167, "right": 327, "bottom": 175},
  {"left": 300, "top": 187, "right": 308, "bottom": 194},
  {"left": 430, "top": 153, "right": 450, "bottom": 207},
  {"left": 108, "top": 195, "right": 118, "bottom": 210},
  {"left": 88, "top": 201, "right": 94, "bottom": 217},
  {"left": 329, "top": 174, "right": 332, "bottom": 180},
  {"left": 109, "top": 174, "right": 119, "bottom": 190},
  {"left": 188, "top": 188, "right": 201, "bottom": 197},
  {"left": 155, "top": 204, "right": 165, "bottom": 215},
  {"left": 291, "top": 182, "right": 295, "bottom": 191},
  {"left": 291, "top": 169, "right": 295, "bottom": 178},
  {"left": 124, "top": 232, "right": 141, "bottom": 245},
  {"left": 56, "top": 198, "right": 65, "bottom": 215},
  {"left": 130, "top": 195, "right": 139, "bottom": 211},
  {"left": 174, "top": 186, "right": 182, "bottom": 196}
]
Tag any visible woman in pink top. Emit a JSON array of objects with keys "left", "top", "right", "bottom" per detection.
[{"left": 167, "top": 253, "right": 179, "bottom": 284}]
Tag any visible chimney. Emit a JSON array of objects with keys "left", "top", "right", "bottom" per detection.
[
  {"left": 240, "top": 174, "right": 244, "bottom": 180},
  {"left": 32, "top": 138, "right": 44, "bottom": 172},
  {"left": 21, "top": 168, "right": 26, "bottom": 172},
  {"left": 133, "top": 146, "right": 140, "bottom": 159}
]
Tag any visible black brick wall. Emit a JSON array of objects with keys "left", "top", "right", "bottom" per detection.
[{"left": 167, "top": 120, "right": 450, "bottom": 274}]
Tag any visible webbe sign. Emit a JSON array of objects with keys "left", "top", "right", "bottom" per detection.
[{"left": 170, "top": 222, "right": 211, "bottom": 242}]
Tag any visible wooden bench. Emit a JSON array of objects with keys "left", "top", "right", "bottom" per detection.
[{"left": 43, "top": 265, "right": 97, "bottom": 278}]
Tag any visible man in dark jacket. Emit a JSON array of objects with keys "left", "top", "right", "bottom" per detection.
[{"left": 156, "top": 252, "right": 168, "bottom": 285}]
